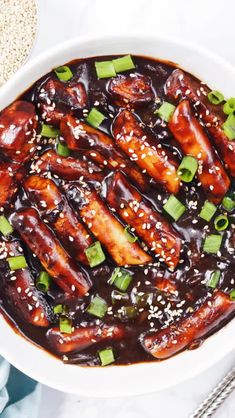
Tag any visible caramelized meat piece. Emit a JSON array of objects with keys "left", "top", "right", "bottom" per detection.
[
  {"left": 165, "top": 69, "right": 235, "bottom": 177},
  {"left": 47, "top": 323, "right": 125, "bottom": 354},
  {"left": 60, "top": 115, "right": 150, "bottom": 191},
  {"left": 169, "top": 100, "right": 230, "bottom": 203},
  {"left": 0, "top": 101, "right": 38, "bottom": 162},
  {"left": 32, "top": 150, "right": 103, "bottom": 183},
  {"left": 112, "top": 110, "right": 180, "bottom": 194},
  {"left": 0, "top": 241, "right": 51, "bottom": 326},
  {"left": 38, "top": 78, "right": 87, "bottom": 126},
  {"left": 11, "top": 208, "right": 92, "bottom": 296},
  {"left": 106, "top": 172, "right": 181, "bottom": 268},
  {"left": 65, "top": 183, "right": 152, "bottom": 266},
  {"left": 0, "top": 162, "right": 24, "bottom": 208},
  {"left": 24, "top": 175, "right": 93, "bottom": 265},
  {"left": 108, "top": 74, "right": 155, "bottom": 107},
  {"left": 142, "top": 290, "right": 235, "bottom": 359}
]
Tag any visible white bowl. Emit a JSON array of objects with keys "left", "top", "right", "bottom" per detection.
[{"left": 0, "top": 35, "right": 235, "bottom": 397}]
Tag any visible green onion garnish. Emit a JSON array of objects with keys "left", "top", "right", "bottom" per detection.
[
  {"left": 0, "top": 216, "right": 13, "bottom": 236},
  {"left": 222, "top": 113, "right": 235, "bottom": 140},
  {"left": 59, "top": 317, "right": 72, "bottom": 334},
  {"left": 117, "top": 306, "right": 137, "bottom": 320},
  {"left": 203, "top": 234, "right": 222, "bottom": 254},
  {"left": 154, "top": 102, "right": 176, "bottom": 122},
  {"left": 87, "top": 295, "right": 108, "bottom": 318},
  {"left": 98, "top": 348, "right": 115, "bottom": 366},
  {"left": 124, "top": 225, "right": 138, "bottom": 243},
  {"left": 95, "top": 61, "right": 116, "bottom": 79},
  {"left": 207, "top": 270, "right": 221, "bottom": 288},
  {"left": 230, "top": 289, "right": 235, "bottom": 301},
  {"left": 222, "top": 196, "right": 235, "bottom": 212},
  {"left": 86, "top": 108, "right": 105, "bottom": 128},
  {"left": 109, "top": 267, "right": 132, "bottom": 292},
  {"left": 111, "top": 290, "right": 129, "bottom": 303},
  {"left": 112, "top": 55, "right": 135, "bottom": 73},
  {"left": 223, "top": 98, "right": 235, "bottom": 115},
  {"left": 40, "top": 123, "right": 60, "bottom": 138},
  {"left": 53, "top": 304, "right": 67, "bottom": 315},
  {"left": 199, "top": 201, "right": 217, "bottom": 222},
  {"left": 57, "top": 140, "right": 70, "bottom": 157},
  {"left": 54, "top": 65, "right": 73, "bottom": 82},
  {"left": 7, "top": 255, "right": 27, "bottom": 271},
  {"left": 207, "top": 90, "right": 224, "bottom": 105},
  {"left": 36, "top": 271, "right": 51, "bottom": 292},
  {"left": 85, "top": 241, "right": 106, "bottom": 268},
  {"left": 163, "top": 195, "right": 186, "bottom": 221},
  {"left": 214, "top": 214, "right": 229, "bottom": 231},
  {"left": 177, "top": 156, "right": 198, "bottom": 183}
]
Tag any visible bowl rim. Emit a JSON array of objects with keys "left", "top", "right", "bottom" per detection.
[{"left": 0, "top": 33, "right": 235, "bottom": 397}]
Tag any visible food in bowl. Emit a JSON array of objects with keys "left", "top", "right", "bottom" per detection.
[{"left": 0, "top": 53, "right": 235, "bottom": 367}]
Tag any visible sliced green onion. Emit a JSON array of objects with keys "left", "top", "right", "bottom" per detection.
[
  {"left": 98, "top": 348, "right": 115, "bottom": 366},
  {"left": 86, "top": 108, "right": 105, "bottom": 128},
  {"left": 59, "top": 317, "right": 72, "bottom": 334},
  {"left": 40, "top": 123, "right": 60, "bottom": 138},
  {"left": 109, "top": 267, "right": 133, "bottom": 292},
  {"left": 222, "top": 196, "right": 235, "bottom": 212},
  {"left": 124, "top": 225, "right": 138, "bottom": 243},
  {"left": 199, "top": 201, "right": 217, "bottom": 222},
  {"left": 0, "top": 216, "right": 13, "bottom": 236},
  {"left": 207, "top": 90, "right": 224, "bottom": 105},
  {"left": 223, "top": 98, "right": 235, "bottom": 115},
  {"left": 222, "top": 113, "right": 235, "bottom": 140},
  {"left": 87, "top": 295, "right": 108, "bottom": 318},
  {"left": 163, "top": 195, "right": 186, "bottom": 221},
  {"left": 207, "top": 270, "right": 221, "bottom": 289},
  {"left": 177, "top": 156, "right": 198, "bottom": 183},
  {"left": 54, "top": 65, "right": 73, "bottom": 82},
  {"left": 203, "top": 234, "right": 222, "bottom": 254},
  {"left": 85, "top": 241, "right": 106, "bottom": 268},
  {"left": 57, "top": 140, "right": 70, "bottom": 157},
  {"left": 112, "top": 55, "right": 135, "bottom": 73},
  {"left": 36, "top": 271, "right": 51, "bottom": 292},
  {"left": 214, "top": 214, "right": 229, "bottom": 231},
  {"left": 154, "top": 101, "right": 176, "bottom": 122},
  {"left": 117, "top": 306, "right": 137, "bottom": 320},
  {"left": 230, "top": 289, "right": 235, "bottom": 301},
  {"left": 111, "top": 290, "right": 129, "bottom": 303},
  {"left": 53, "top": 304, "right": 67, "bottom": 315},
  {"left": 7, "top": 255, "right": 27, "bottom": 271},
  {"left": 95, "top": 61, "right": 116, "bottom": 79}
]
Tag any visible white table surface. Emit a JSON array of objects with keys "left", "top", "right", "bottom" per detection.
[{"left": 30, "top": 0, "right": 235, "bottom": 416}]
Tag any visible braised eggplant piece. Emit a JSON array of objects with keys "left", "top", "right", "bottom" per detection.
[
  {"left": 0, "top": 162, "right": 24, "bottom": 208},
  {"left": 108, "top": 74, "right": 155, "bottom": 107},
  {"left": 142, "top": 291, "right": 235, "bottom": 359},
  {"left": 38, "top": 78, "right": 87, "bottom": 126},
  {"left": 106, "top": 172, "right": 181, "bottom": 268},
  {"left": 169, "top": 100, "right": 230, "bottom": 203},
  {"left": 112, "top": 110, "right": 180, "bottom": 194},
  {"left": 0, "top": 240, "right": 51, "bottom": 327},
  {"left": 24, "top": 175, "right": 93, "bottom": 265},
  {"left": 60, "top": 115, "right": 150, "bottom": 191},
  {"left": 0, "top": 101, "right": 38, "bottom": 162},
  {"left": 47, "top": 323, "right": 125, "bottom": 354},
  {"left": 33, "top": 150, "right": 103, "bottom": 182},
  {"left": 10, "top": 208, "right": 92, "bottom": 296}
]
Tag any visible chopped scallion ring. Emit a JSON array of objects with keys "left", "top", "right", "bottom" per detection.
[
  {"left": 95, "top": 61, "right": 116, "bottom": 79},
  {"left": 207, "top": 90, "right": 224, "bottom": 105},
  {"left": 86, "top": 108, "right": 105, "bottom": 128},
  {"left": 53, "top": 304, "right": 67, "bottom": 315},
  {"left": 117, "top": 306, "right": 137, "bottom": 320},
  {"left": 199, "top": 201, "right": 217, "bottom": 222},
  {"left": 109, "top": 267, "right": 132, "bottom": 292},
  {"left": 154, "top": 101, "right": 176, "bottom": 122},
  {"left": 230, "top": 289, "right": 235, "bottom": 301},
  {"left": 163, "top": 195, "right": 186, "bottom": 221},
  {"left": 207, "top": 270, "right": 221, "bottom": 289},
  {"left": 57, "top": 140, "right": 70, "bottom": 157},
  {"left": 59, "top": 316, "right": 72, "bottom": 334},
  {"left": 85, "top": 241, "right": 106, "bottom": 268},
  {"left": 54, "top": 65, "right": 73, "bottom": 82},
  {"left": 223, "top": 98, "right": 235, "bottom": 115},
  {"left": 36, "top": 271, "right": 51, "bottom": 292},
  {"left": 7, "top": 255, "right": 28, "bottom": 271},
  {"left": 0, "top": 216, "right": 13, "bottom": 236},
  {"left": 214, "top": 214, "right": 229, "bottom": 231},
  {"left": 87, "top": 295, "right": 108, "bottom": 318},
  {"left": 177, "top": 156, "right": 198, "bottom": 182},
  {"left": 40, "top": 123, "right": 60, "bottom": 138},
  {"left": 112, "top": 55, "right": 135, "bottom": 73},
  {"left": 222, "top": 113, "right": 235, "bottom": 140},
  {"left": 203, "top": 234, "right": 222, "bottom": 254},
  {"left": 98, "top": 348, "right": 115, "bottom": 366},
  {"left": 124, "top": 225, "right": 138, "bottom": 243},
  {"left": 222, "top": 196, "right": 235, "bottom": 212}
]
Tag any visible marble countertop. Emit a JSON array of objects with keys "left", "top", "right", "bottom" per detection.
[{"left": 32, "top": 0, "right": 235, "bottom": 416}]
